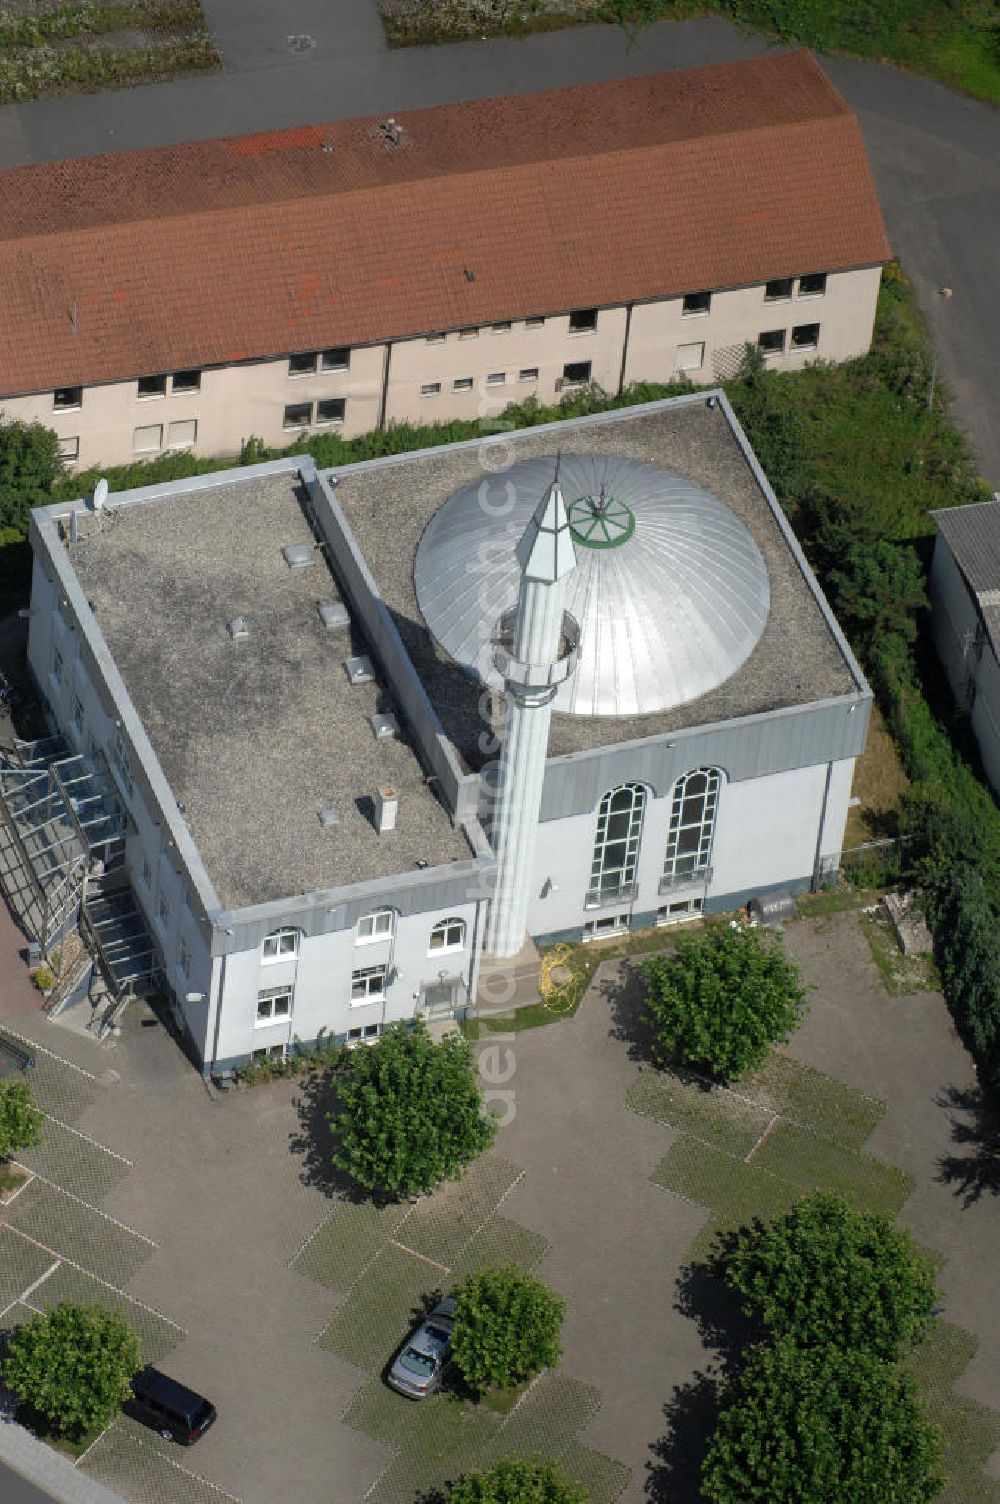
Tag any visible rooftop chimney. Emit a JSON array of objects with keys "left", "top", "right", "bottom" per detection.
[{"left": 375, "top": 787, "right": 398, "bottom": 833}]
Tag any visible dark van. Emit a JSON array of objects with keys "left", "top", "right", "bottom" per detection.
[{"left": 129, "top": 1366, "right": 217, "bottom": 1445}]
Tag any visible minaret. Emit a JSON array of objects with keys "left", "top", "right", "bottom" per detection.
[{"left": 483, "top": 469, "right": 579, "bottom": 958}]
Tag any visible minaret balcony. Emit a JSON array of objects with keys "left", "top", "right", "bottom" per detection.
[{"left": 492, "top": 608, "right": 580, "bottom": 690}]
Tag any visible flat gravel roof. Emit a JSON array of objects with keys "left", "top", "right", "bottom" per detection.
[
  {"left": 69, "top": 473, "right": 470, "bottom": 909},
  {"left": 332, "top": 401, "right": 858, "bottom": 767}
]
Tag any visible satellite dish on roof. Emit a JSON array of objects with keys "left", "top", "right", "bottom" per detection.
[{"left": 92, "top": 478, "right": 108, "bottom": 513}]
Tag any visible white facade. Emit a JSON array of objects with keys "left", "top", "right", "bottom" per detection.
[
  {"left": 1, "top": 268, "right": 882, "bottom": 473},
  {"left": 931, "top": 532, "right": 1000, "bottom": 797}
]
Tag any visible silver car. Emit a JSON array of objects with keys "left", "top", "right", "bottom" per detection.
[{"left": 386, "top": 1297, "right": 456, "bottom": 1399}]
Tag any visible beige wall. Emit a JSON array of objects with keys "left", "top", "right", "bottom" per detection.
[{"left": 0, "top": 267, "right": 881, "bottom": 471}]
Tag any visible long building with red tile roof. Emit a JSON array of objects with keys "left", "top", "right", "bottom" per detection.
[{"left": 0, "top": 50, "right": 890, "bottom": 469}]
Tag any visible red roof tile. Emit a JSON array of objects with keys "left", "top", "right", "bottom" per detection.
[{"left": 0, "top": 51, "right": 891, "bottom": 397}]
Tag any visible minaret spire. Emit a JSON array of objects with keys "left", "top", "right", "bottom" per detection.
[{"left": 483, "top": 468, "right": 579, "bottom": 959}]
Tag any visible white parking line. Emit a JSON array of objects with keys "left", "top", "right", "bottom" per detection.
[
  {"left": 2, "top": 1027, "right": 97, "bottom": 1080},
  {"left": 19, "top": 1259, "right": 61, "bottom": 1304},
  {"left": 10, "top": 1167, "right": 157, "bottom": 1246},
  {"left": 1, "top": 1226, "right": 183, "bottom": 1336},
  {"left": 37, "top": 1112, "right": 133, "bottom": 1167}
]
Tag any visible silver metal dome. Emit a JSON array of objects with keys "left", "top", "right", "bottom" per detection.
[{"left": 413, "top": 453, "right": 770, "bottom": 718}]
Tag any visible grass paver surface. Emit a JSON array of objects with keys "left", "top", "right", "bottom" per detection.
[
  {"left": 452, "top": 1213, "right": 549, "bottom": 1274},
  {"left": 291, "top": 1199, "right": 408, "bottom": 1291},
  {"left": 742, "top": 1052, "right": 885, "bottom": 1148},
  {"left": 81, "top": 1419, "right": 239, "bottom": 1504},
  {"left": 751, "top": 1121, "right": 913, "bottom": 1215},
  {"left": 905, "top": 1323, "right": 1000, "bottom": 1504},
  {"left": 319, "top": 1241, "right": 436, "bottom": 1373},
  {"left": 2, "top": 1176, "right": 152, "bottom": 1286},
  {"left": 626, "top": 1071, "right": 770, "bottom": 1157},
  {"left": 5, "top": 1038, "right": 97, "bottom": 1123},
  {"left": 0, "top": 1224, "right": 55, "bottom": 1311},
  {"left": 32, "top": 1262, "right": 181, "bottom": 1363},
  {"left": 397, "top": 1155, "right": 523, "bottom": 1267},
  {"left": 17, "top": 1116, "right": 131, "bottom": 1204}
]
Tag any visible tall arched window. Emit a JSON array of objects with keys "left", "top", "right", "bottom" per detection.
[
  {"left": 429, "top": 917, "right": 466, "bottom": 952},
  {"left": 662, "top": 768, "right": 721, "bottom": 883},
  {"left": 589, "top": 784, "right": 647, "bottom": 903}
]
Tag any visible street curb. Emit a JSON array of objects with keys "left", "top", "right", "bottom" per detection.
[{"left": 0, "top": 1416, "right": 128, "bottom": 1504}]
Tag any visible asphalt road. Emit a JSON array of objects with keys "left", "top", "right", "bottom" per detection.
[{"left": 0, "top": 9, "right": 996, "bottom": 481}]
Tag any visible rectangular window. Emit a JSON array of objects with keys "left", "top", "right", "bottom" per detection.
[
  {"left": 288, "top": 352, "right": 317, "bottom": 377},
  {"left": 141, "top": 856, "right": 152, "bottom": 889},
  {"left": 133, "top": 424, "right": 163, "bottom": 453},
  {"left": 791, "top": 323, "right": 820, "bottom": 351},
  {"left": 52, "top": 647, "right": 64, "bottom": 685},
  {"left": 320, "top": 347, "right": 350, "bottom": 371},
  {"left": 112, "top": 730, "right": 133, "bottom": 796},
  {"left": 757, "top": 329, "right": 786, "bottom": 355},
  {"left": 798, "top": 272, "right": 827, "bottom": 298},
  {"left": 429, "top": 918, "right": 465, "bottom": 952},
  {"left": 583, "top": 914, "right": 630, "bottom": 942},
  {"left": 283, "top": 403, "right": 311, "bottom": 429},
  {"left": 453, "top": 377, "right": 473, "bottom": 392},
  {"left": 53, "top": 386, "right": 82, "bottom": 410},
  {"left": 486, "top": 372, "right": 506, "bottom": 387},
  {"left": 426, "top": 333, "right": 446, "bottom": 344},
  {"left": 490, "top": 322, "right": 512, "bottom": 334},
  {"left": 158, "top": 892, "right": 171, "bottom": 928},
  {"left": 72, "top": 695, "right": 84, "bottom": 732},
  {"left": 568, "top": 307, "right": 598, "bottom": 333},
  {"left": 676, "top": 342, "right": 705, "bottom": 372},
  {"left": 316, "top": 398, "right": 345, "bottom": 425},
  {"left": 171, "top": 369, "right": 201, "bottom": 393},
  {"left": 252, "top": 1044, "right": 286, "bottom": 1062},
  {"left": 458, "top": 327, "right": 478, "bottom": 340},
  {"left": 137, "top": 374, "right": 167, "bottom": 399},
  {"left": 524, "top": 317, "right": 545, "bottom": 329},
  {"left": 167, "top": 419, "right": 197, "bottom": 449},
  {"left": 351, "top": 965, "right": 387, "bottom": 1003},
  {"left": 58, "top": 436, "right": 80, "bottom": 462},
  {"left": 764, "top": 278, "right": 794, "bottom": 302},
  {"left": 256, "top": 986, "right": 292, "bottom": 1024},
  {"left": 179, "top": 938, "right": 191, "bottom": 976},
  {"left": 262, "top": 928, "right": 298, "bottom": 961},
  {"left": 347, "top": 1023, "right": 381, "bottom": 1043},
  {"left": 656, "top": 897, "right": 704, "bottom": 926},
  {"left": 519, "top": 368, "right": 539, "bottom": 383},
  {"left": 682, "top": 291, "right": 711, "bottom": 317},
  {"left": 421, "top": 382, "right": 441, "bottom": 397},
  {"left": 562, "top": 360, "right": 591, "bottom": 388}
]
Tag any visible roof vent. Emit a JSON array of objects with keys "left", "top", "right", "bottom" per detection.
[
  {"left": 318, "top": 602, "right": 350, "bottom": 632},
  {"left": 344, "top": 655, "right": 374, "bottom": 685},
  {"left": 371, "top": 713, "right": 400, "bottom": 740},
  {"left": 227, "top": 616, "right": 250, "bottom": 641},
  {"left": 374, "top": 787, "right": 398, "bottom": 833},
  {"left": 379, "top": 118, "right": 404, "bottom": 146},
  {"left": 319, "top": 806, "right": 340, "bottom": 828},
  {"left": 282, "top": 543, "right": 314, "bottom": 571}
]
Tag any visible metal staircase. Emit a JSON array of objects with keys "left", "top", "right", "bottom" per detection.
[{"left": 0, "top": 738, "right": 159, "bottom": 1030}]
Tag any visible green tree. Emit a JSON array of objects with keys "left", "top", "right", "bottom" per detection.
[
  {"left": 451, "top": 1265, "right": 564, "bottom": 1395},
  {"left": 0, "top": 418, "right": 61, "bottom": 533},
  {"left": 827, "top": 541, "right": 927, "bottom": 659},
  {"left": 718, "top": 1193, "right": 939, "bottom": 1360},
  {"left": 0, "top": 1078, "right": 44, "bottom": 1159},
  {"left": 445, "top": 1455, "right": 587, "bottom": 1503},
  {"left": 2, "top": 1302, "right": 141, "bottom": 1440},
  {"left": 701, "top": 1339, "right": 943, "bottom": 1504},
  {"left": 330, "top": 1021, "right": 495, "bottom": 1198},
  {"left": 643, "top": 922, "right": 807, "bottom": 1081}
]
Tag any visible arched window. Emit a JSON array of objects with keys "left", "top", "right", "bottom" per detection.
[
  {"left": 589, "top": 784, "right": 647, "bottom": 903},
  {"left": 429, "top": 916, "right": 466, "bottom": 952},
  {"left": 356, "top": 909, "right": 395, "bottom": 943},
  {"left": 262, "top": 927, "right": 300, "bottom": 962},
  {"left": 662, "top": 768, "right": 722, "bottom": 883}
]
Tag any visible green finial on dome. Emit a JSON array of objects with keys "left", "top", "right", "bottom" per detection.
[{"left": 568, "top": 487, "right": 635, "bottom": 549}]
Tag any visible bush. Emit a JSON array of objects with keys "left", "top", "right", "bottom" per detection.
[
  {"left": 444, "top": 1455, "right": 587, "bottom": 1504},
  {"left": 2, "top": 1302, "right": 141, "bottom": 1440},
  {"left": 0, "top": 1078, "right": 44, "bottom": 1159},
  {"left": 0, "top": 418, "right": 61, "bottom": 532},
  {"left": 642, "top": 921, "right": 807, "bottom": 1081},
  {"left": 451, "top": 1265, "right": 564, "bottom": 1395},
  {"left": 718, "top": 1193, "right": 939, "bottom": 1360},
  {"left": 701, "top": 1338, "right": 943, "bottom": 1504},
  {"left": 330, "top": 1021, "right": 495, "bottom": 1198}
]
